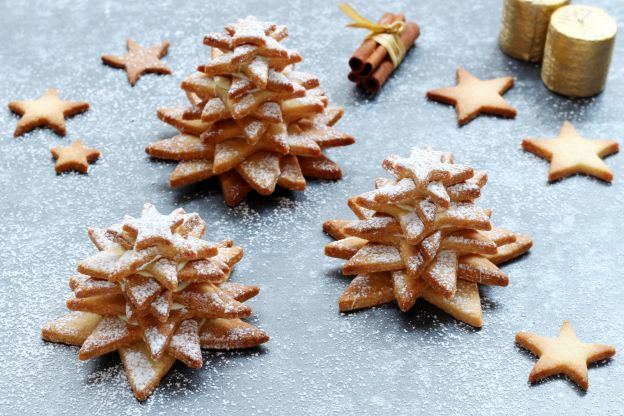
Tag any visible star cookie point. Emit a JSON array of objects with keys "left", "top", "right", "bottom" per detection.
[
  {"left": 102, "top": 39, "right": 172, "bottom": 86},
  {"left": 8, "top": 88, "right": 89, "bottom": 137},
  {"left": 522, "top": 120, "right": 619, "bottom": 182},
  {"left": 324, "top": 147, "right": 531, "bottom": 327},
  {"left": 426, "top": 68, "right": 516, "bottom": 126},
  {"left": 516, "top": 320, "right": 616, "bottom": 391},
  {"left": 145, "top": 17, "right": 354, "bottom": 206},
  {"left": 50, "top": 139, "right": 100, "bottom": 173},
  {"left": 42, "top": 205, "right": 268, "bottom": 401}
]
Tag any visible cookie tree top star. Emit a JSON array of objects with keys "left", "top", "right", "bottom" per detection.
[
  {"left": 323, "top": 147, "right": 532, "bottom": 327},
  {"left": 146, "top": 16, "right": 355, "bottom": 207},
  {"left": 42, "top": 204, "right": 269, "bottom": 401}
]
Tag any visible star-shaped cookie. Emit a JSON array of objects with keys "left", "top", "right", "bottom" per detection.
[
  {"left": 102, "top": 39, "right": 172, "bottom": 86},
  {"left": 42, "top": 206, "right": 269, "bottom": 401},
  {"left": 224, "top": 16, "right": 276, "bottom": 47},
  {"left": 50, "top": 140, "right": 100, "bottom": 173},
  {"left": 522, "top": 121, "right": 619, "bottom": 182},
  {"left": 122, "top": 203, "right": 186, "bottom": 250},
  {"left": 8, "top": 88, "right": 89, "bottom": 137},
  {"left": 426, "top": 68, "right": 516, "bottom": 126},
  {"left": 516, "top": 320, "right": 616, "bottom": 391}
]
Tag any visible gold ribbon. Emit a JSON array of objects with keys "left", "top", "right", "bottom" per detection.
[{"left": 339, "top": 3, "right": 406, "bottom": 68}]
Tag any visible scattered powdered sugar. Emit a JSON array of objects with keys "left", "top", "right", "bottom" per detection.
[{"left": 1, "top": 1, "right": 623, "bottom": 415}]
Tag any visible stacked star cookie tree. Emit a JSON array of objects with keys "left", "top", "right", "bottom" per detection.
[
  {"left": 42, "top": 204, "right": 269, "bottom": 401},
  {"left": 146, "top": 16, "right": 355, "bottom": 206},
  {"left": 323, "top": 148, "right": 532, "bottom": 327}
]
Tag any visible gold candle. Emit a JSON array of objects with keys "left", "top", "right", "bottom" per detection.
[
  {"left": 498, "top": 0, "right": 570, "bottom": 62},
  {"left": 541, "top": 5, "right": 618, "bottom": 97}
]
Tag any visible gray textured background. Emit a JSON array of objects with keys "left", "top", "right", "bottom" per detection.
[{"left": 0, "top": 0, "right": 622, "bottom": 415}]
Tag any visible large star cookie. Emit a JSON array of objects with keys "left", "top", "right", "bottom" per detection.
[
  {"left": 522, "top": 121, "right": 619, "bottom": 182},
  {"left": 8, "top": 88, "right": 89, "bottom": 137},
  {"left": 426, "top": 68, "right": 516, "bottom": 126},
  {"left": 516, "top": 320, "right": 616, "bottom": 391},
  {"left": 50, "top": 140, "right": 100, "bottom": 173},
  {"left": 102, "top": 39, "right": 172, "bottom": 86}
]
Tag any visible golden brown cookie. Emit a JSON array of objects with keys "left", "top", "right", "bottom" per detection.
[
  {"left": 225, "top": 16, "right": 276, "bottom": 47},
  {"left": 42, "top": 204, "right": 269, "bottom": 401},
  {"left": 516, "top": 320, "right": 616, "bottom": 391},
  {"left": 145, "top": 17, "right": 355, "bottom": 207},
  {"left": 8, "top": 88, "right": 89, "bottom": 137},
  {"left": 50, "top": 140, "right": 100, "bottom": 173},
  {"left": 102, "top": 39, "right": 172, "bottom": 86},
  {"left": 522, "top": 121, "right": 619, "bottom": 182},
  {"left": 426, "top": 68, "right": 516, "bottom": 126},
  {"left": 323, "top": 147, "right": 532, "bottom": 327}
]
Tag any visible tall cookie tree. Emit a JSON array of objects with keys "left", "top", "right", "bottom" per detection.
[
  {"left": 146, "top": 16, "right": 355, "bottom": 206},
  {"left": 323, "top": 147, "right": 532, "bottom": 327},
  {"left": 42, "top": 204, "right": 269, "bottom": 401}
]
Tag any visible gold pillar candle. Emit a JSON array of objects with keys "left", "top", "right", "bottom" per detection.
[
  {"left": 541, "top": 5, "right": 617, "bottom": 97},
  {"left": 499, "top": 0, "right": 570, "bottom": 62}
]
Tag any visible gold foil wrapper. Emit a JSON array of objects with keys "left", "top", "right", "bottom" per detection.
[
  {"left": 499, "top": 0, "right": 570, "bottom": 62},
  {"left": 541, "top": 5, "right": 617, "bottom": 97}
]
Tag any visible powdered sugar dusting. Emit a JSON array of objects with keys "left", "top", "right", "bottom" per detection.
[
  {"left": 1, "top": 0, "right": 623, "bottom": 414},
  {"left": 122, "top": 348, "right": 158, "bottom": 392}
]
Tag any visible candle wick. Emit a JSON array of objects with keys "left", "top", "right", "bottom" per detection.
[{"left": 577, "top": 10, "right": 592, "bottom": 24}]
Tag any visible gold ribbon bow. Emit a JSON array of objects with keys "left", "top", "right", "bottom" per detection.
[{"left": 339, "top": 3, "right": 406, "bottom": 68}]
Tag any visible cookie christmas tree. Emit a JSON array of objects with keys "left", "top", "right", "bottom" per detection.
[
  {"left": 146, "top": 16, "right": 355, "bottom": 206},
  {"left": 42, "top": 204, "right": 269, "bottom": 401},
  {"left": 323, "top": 147, "right": 532, "bottom": 327}
]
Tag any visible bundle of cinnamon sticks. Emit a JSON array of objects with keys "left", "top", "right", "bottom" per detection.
[{"left": 348, "top": 13, "right": 420, "bottom": 93}]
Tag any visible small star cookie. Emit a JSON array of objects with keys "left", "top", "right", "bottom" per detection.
[
  {"left": 516, "top": 320, "right": 616, "bottom": 391},
  {"left": 522, "top": 121, "right": 619, "bottom": 182},
  {"left": 122, "top": 203, "right": 186, "bottom": 250},
  {"left": 224, "top": 16, "right": 276, "bottom": 47},
  {"left": 426, "top": 68, "right": 516, "bottom": 126},
  {"left": 8, "top": 88, "right": 89, "bottom": 137},
  {"left": 102, "top": 39, "right": 172, "bottom": 86},
  {"left": 50, "top": 140, "right": 100, "bottom": 173}
]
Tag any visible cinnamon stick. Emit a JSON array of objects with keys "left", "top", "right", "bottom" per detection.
[
  {"left": 360, "top": 14, "right": 406, "bottom": 76},
  {"left": 364, "top": 21, "right": 420, "bottom": 93},
  {"left": 348, "top": 12, "right": 396, "bottom": 74},
  {"left": 347, "top": 71, "right": 361, "bottom": 83}
]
